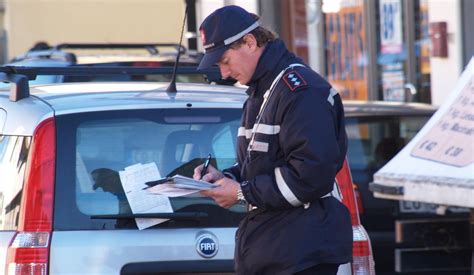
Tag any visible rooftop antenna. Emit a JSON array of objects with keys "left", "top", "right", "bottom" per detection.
[{"left": 166, "top": 4, "right": 188, "bottom": 93}]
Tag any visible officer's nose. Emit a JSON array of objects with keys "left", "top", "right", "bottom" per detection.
[{"left": 219, "top": 65, "right": 231, "bottom": 79}]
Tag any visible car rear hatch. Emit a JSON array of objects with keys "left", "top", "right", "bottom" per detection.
[{"left": 51, "top": 107, "right": 245, "bottom": 274}]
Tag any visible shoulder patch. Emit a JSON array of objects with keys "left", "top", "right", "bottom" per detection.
[{"left": 282, "top": 71, "right": 307, "bottom": 92}]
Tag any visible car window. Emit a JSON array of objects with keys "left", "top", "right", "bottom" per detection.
[
  {"left": 0, "top": 135, "right": 31, "bottom": 230},
  {"left": 54, "top": 108, "right": 245, "bottom": 230},
  {"left": 345, "top": 115, "right": 430, "bottom": 186},
  {"left": 63, "top": 62, "right": 208, "bottom": 84},
  {"left": 64, "top": 73, "right": 206, "bottom": 83}
]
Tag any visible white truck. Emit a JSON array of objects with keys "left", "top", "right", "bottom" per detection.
[{"left": 371, "top": 58, "right": 474, "bottom": 274}]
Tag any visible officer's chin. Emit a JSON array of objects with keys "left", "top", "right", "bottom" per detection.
[
  {"left": 235, "top": 81, "right": 249, "bottom": 88},
  {"left": 233, "top": 77, "right": 249, "bottom": 87}
]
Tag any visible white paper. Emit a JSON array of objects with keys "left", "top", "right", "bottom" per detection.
[
  {"left": 171, "top": 175, "right": 216, "bottom": 190},
  {"left": 146, "top": 174, "right": 216, "bottom": 197},
  {"left": 147, "top": 183, "right": 201, "bottom": 197},
  {"left": 119, "top": 162, "right": 173, "bottom": 230}
]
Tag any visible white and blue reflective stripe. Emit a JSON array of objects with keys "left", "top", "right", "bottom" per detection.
[
  {"left": 250, "top": 141, "right": 269, "bottom": 152},
  {"left": 247, "top": 64, "right": 305, "bottom": 152},
  {"left": 239, "top": 124, "right": 281, "bottom": 139},
  {"left": 327, "top": 88, "right": 338, "bottom": 106},
  {"left": 331, "top": 180, "right": 342, "bottom": 201},
  {"left": 253, "top": 124, "right": 280, "bottom": 135},
  {"left": 238, "top": 127, "right": 252, "bottom": 139},
  {"left": 275, "top": 167, "right": 303, "bottom": 207},
  {"left": 275, "top": 168, "right": 333, "bottom": 207}
]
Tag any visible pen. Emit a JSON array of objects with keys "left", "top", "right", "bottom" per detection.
[{"left": 200, "top": 153, "right": 212, "bottom": 180}]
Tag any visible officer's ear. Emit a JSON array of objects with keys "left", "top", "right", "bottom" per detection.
[{"left": 242, "top": 34, "right": 258, "bottom": 52}]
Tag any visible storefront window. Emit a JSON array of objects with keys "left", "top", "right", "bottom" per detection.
[
  {"left": 415, "top": 0, "right": 431, "bottom": 103},
  {"left": 377, "top": 0, "right": 407, "bottom": 102},
  {"left": 287, "top": 0, "right": 431, "bottom": 103},
  {"left": 324, "top": 0, "right": 369, "bottom": 100}
]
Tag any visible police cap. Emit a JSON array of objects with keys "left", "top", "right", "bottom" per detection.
[{"left": 198, "top": 5, "right": 259, "bottom": 70}]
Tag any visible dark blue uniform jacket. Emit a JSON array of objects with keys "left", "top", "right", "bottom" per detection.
[{"left": 224, "top": 39, "right": 353, "bottom": 274}]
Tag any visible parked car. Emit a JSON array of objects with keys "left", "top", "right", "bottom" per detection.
[
  {"left": 0, "top": 66, "right": 374, "bottom": 274},
  {"left": 10, "top": 42, "right": 197, "bottom": 66},
  {"left": 344, "top": 101, "right": 471, "bottom": 274},
  {"left": 1, "top": 43, "right": 229, "bottom": 85}
]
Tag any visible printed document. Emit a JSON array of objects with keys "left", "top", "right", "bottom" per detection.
[{"left": 119, "top": 163, "right": 173, "bottom": 230}]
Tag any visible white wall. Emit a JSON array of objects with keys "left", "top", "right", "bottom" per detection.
[
  {"left": 0, "top": 1, "right": 5, "bottom": 64},
  {"left": 428, "top": 0, "right": 463, "bottom": 106},
  {"left": 5, "top": 0, "right": 186, "bottom": 59},
  {"left": 305, "top": 0, "right": 325, "bottom": 74}
]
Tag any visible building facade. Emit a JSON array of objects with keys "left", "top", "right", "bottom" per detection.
[
  {"left": 0, "top": 0, "right": 6, "bottom": 64},
  {"left": 258, "top": 0, "right": 473, "bottom": 106},
  {"left": 1, "top": 0, "right": 472, "bottom": 105}
]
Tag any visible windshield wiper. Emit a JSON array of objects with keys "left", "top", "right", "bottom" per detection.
[{"left": 90, "top": 212, "right": 208, "bottom": 221}]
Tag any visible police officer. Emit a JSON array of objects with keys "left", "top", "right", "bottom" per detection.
[{"left": 194, "top": 5, "right": 352, "bottom": 275}]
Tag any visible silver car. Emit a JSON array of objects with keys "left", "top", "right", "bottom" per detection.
[{"left": 0, "top": 68, "right": 373, "bottom": 274}]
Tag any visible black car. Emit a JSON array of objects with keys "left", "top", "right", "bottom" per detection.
[
  {"left": 344, "top": 101, "right": 471, "bottom": 274},
  {"left": 2, "top": 42, "right": 228, "bottom": 85}
]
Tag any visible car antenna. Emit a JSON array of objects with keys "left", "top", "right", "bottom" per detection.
[{"left": 166, "top": 4, "right": 188, "bottom": 93}]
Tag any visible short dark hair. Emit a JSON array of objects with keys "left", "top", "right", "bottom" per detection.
[
  {"left": 230, "top": 27, "right": 276, "bottom": 49},
  {"left": 230, "top": 14, "right": 276, "bottom": 49}
]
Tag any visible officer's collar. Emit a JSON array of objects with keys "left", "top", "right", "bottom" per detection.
[{"left": 246, "top": 39, "right": 300, "bottom": 96}]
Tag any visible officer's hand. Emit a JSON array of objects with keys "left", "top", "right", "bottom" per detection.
[
  {"left": 193, "top": 164, "right": 224, "bottom": 182},
  {"left": 200, "top": 177, "right": 239, "bottom": 209}
]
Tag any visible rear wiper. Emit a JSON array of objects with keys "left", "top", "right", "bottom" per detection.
[{"left": 90, "top": 212, "right": 208, "bottom": 221}]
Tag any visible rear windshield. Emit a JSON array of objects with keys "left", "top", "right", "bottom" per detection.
[
  {"left": 55, "top": 108, "right": 245, "bottom": 230},
  {"left": 0, "top": 135, "right": 31, "bottom": 230}
]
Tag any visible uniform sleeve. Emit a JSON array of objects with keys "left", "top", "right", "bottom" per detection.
[
  {"left": 241, "top": 82, "right": 347, "bottom": 209},
  {"left": 222, "top": 163, "right": 241, "bottom": 182}
]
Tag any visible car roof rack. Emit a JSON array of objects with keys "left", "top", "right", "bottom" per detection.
[
  {"left": 10, "top": 43, "right": 189, "bottom": 64},
  {"left": 53, "top": 43, "right": 187, "bottom": 55},
  {"left": 0, "top": 65, "right": 222, "bottom": 102},
  {"left": 10, "top": 49, "right": 77, "bottom": 63}
]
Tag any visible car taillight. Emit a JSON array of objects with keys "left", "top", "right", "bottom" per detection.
[
  {"left": 353, "top": 183, "right": 364, "bottom": 214},
  {"left": 336, "top": 159, "right": 361, "bottom": 225},
  {"left": 336, "top": 159, "right": 375, "bottom": 275},
  {"left": 352, "top": 225, "right": 375, "bottom": 275},
  {"left": 6, "top": 118, "right": 55, "bottom": 275}
]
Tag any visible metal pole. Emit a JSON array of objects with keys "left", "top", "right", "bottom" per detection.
[
  {"left": 364, "top": 0, "right": 379, "bottom": 100},
  {"left": 185, "top": 0, "right": 198, "bottom": 51},
  {"left": 404, "top": 0, "right": 417, "bottom": 102}
]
